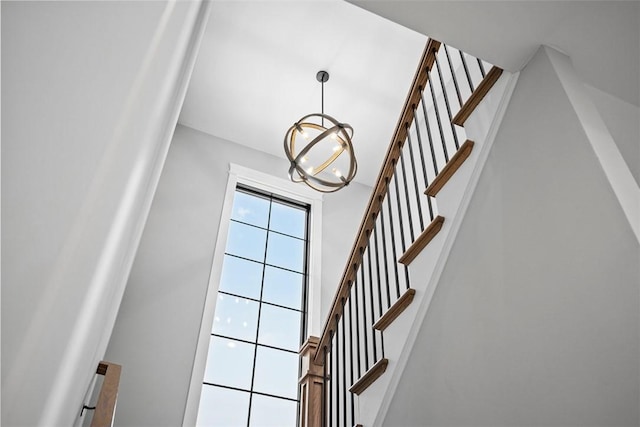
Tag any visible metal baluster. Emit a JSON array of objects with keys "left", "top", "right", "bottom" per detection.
[
  {"left": 341, "top": 302, "right": 347, "bottom": 427},
  {"left": 413, "top": 114, "right": 435, "bottom": 222},
  {"left": 372, "top": 221, "right": 385, "bottom": 320},
  {"left": 477, "top": 57, "right": 486, "bottom": 78},
  {"left": 393, "top": 169, "right": 412, "bottom": 293},
  {"left": 435, "top": 50, "right": 460, "bottom": 150},
  {"left": 364, "top": 246, "right": 378, "bottom": 363},
  {"left": 405, "top": 126, "right": 425, "bottom": 231},
  {"left": 328, "top": 335, "right": 333, "bottom": 427},
  {"left": 378, "top": 194, "right": 392, "bottom": 309},
  {"left": 444, "top": 44, "right": 463, "bottom": 108},
  {"left": 398, "top": 150, "right": 415, "bottom": 243},
  {"left": 374, "top": 208, "right": 388, "bottom": 358},
  {"left": 386, "top": 178, "right": 402, "bottom": 300},
  {"left": 353, "top": 274, "right": 362, "bottom": 379},
  {"left": 412, "top": 101, "right": 429, "bottom": 185},
  {"left": 427, "top": 72, "right": 450, "bottom": 164},
  {"left": 399, "top": 157, "right": 414, "bottom": 293},
  {"left": 420, "top": 93, "right": 440, "bottom": 178},
  {"left": 357, "top": 269, "right": 370, "bottom": 372},
  {"left": 348, "top": 290, "right": 355, "bottom": 424},
  {"left": 334, "top": 316, "right": 340, "bottom": 427},
  {"left": 322, "top": 346, "right": 327, "bottom": 427},
  {"left": 459, "top": 50, "right": 475, "bottom": 93}
]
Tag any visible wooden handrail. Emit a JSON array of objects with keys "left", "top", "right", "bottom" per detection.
[
  {"left": 91, "top": 361, "right": 121, "bottom": 427},
  {"left": 313, "top": 38, "right": 441, "bottom": 365}
]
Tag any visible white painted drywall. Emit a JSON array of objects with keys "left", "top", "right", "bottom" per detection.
[
  {"left": 586, "top": 84, "right": 640, "bottom": 187},
  {"left": 545, "top": 46, "right": 640, "bottom": 243},
  {"left": 349, "top": 1, "right": 640, "bottom": 108},
  {"left": 383, "top": 47, "right": 639, "bottom": 426},
  {"left": 1, "top": 2, "right": 208, "bottom": 425},
  {"left": 103, "top": 124, "right": 371, "bottom": 426}
]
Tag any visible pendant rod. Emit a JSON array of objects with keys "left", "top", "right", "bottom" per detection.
[{"left": 317, "top": 70, "right": 329, "bottom": 128}]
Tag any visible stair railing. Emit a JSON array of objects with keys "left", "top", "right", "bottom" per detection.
[
  {"left": 299, "top": 38, "right": 501, "bottom": 427},
  {"left": 80, "top": 361, "right": 122, "bottom": 427}
]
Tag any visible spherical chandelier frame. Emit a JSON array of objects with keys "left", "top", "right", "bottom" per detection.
[
  {"left": 284, "top": 112, "right": 357, "bottom": 193},
  {"left": 283, "top": 70, "right": 357, "bottom": 193}
]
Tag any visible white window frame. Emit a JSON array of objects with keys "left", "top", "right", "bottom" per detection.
[{"left": 182, "top": 163, "right": 323, "bottom": 426}]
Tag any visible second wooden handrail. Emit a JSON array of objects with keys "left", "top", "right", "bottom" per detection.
[
  {"left": 313, "top": 38, "right": 441, "bottom": 365},
  {"left": 90, "top": 361, "right": 122, "bottom": 427}
]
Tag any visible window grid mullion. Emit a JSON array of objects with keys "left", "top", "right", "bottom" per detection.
[
  {"left": 223, "top": 253, "right": 306, "bottom": 276},
  {"left": 202, "top": 382, "right": 299, "bottom": 403},
  {"left": 230, "top": 218, "right": 307, "bottom": 242},
  {"left": 246, "top": 196, "right": 273, "bottom": 427},
  {"left": 217, "top": 290, "right": 304, "bottom": 314},
  {"left": 210, "top": 333, "right": 300, "bottom": 354}
]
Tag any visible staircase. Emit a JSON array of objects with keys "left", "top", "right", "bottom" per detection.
[{"left": 299, "top": 39, "right": 518, "bottom": 427}]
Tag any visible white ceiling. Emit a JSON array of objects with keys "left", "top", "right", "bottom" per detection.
[
  {"left": 179, "top": 1, "right": 639, "bottom": 188},
  {"left": 179, "top": 1, "right": 427, "bottom": 187},
  {"left": 350, "top": 0, "right": 640, "bottom": 107}
]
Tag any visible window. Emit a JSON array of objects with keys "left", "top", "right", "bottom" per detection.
[
  {"left": 184, "top": 165, "right": 323, "bottom": 427},
  {"left": 196, "top": 187, "right": 309, "bottom": 426}
]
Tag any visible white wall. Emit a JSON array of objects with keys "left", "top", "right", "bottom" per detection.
[
  {"left": 1, "top": 2, "right": 208, "bottom": 425},
  {"left": 104, "top": 124, "right": 371, "bottom": 426},
  {"left": 384, "top": 47, "right": 639, "bottom": 426},
  {"left": 586, "top": 84, "right": 640, "bottom": 187}
]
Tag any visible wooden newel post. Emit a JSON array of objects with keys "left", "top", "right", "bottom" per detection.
[{"left": 299, "top": 336, "right": 324, "bottom": 427}]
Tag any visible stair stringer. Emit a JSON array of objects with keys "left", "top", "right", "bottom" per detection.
[{"left": 353, "top": 70, "right": 520, "bottom": 427}]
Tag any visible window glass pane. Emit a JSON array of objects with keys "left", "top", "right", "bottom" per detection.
[
  {"left": 211, "top": 294, "right": 259, "bottom": 341},
  {"left": 269, "top": 202, "right": 306, "bottom": 239},
  {"left": 200, "top": 187, "right": 310, "bottom": 425},
  {"left": 265, "top": 232, "right": 304, "bottom": 272},
  {"left": 258, "top": 304, "right": 302, "bottom": 351},
  {"left": 203, "top": 337, "right": 254, "bottom": 390},
  {"left": 219, "top": 255, "right": 263, "bottom": 300},
  {"left": 226, "top": 222, "right": 266, "bottom": 262},
  {"left": 249, "top": 394, "right": 297, "bottom": 427},
  {"left": 231, "top": 190, "right": 269, "bottom": 228},
  {"left": 253, "top": 346, "right": 299, "bottom": 399},
  {"left": 197, "top": 385, "right": 249, "bottom": 426},
  {"left": 262, "top": 266, "right": 304, "bottom": 310}
]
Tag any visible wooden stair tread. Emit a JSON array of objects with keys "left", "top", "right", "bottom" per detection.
[
  {"left": 373, "top": 288, "right": 416, "bottom": 331},
  {"left": 425, "top": 140, "right": 474, "bottom": 197},
  {"left": 452, "top": 66, "right": 503, "bottom": 126},
  {"left": 349, "top": 358, "right": 389, "bottom": 395},
  {"left": 398, "top": 216, "right": 445, "bottom": 266}
]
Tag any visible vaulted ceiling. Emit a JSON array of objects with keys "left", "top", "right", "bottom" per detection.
[
  {"left": 179, "top": 1, "right": 426, "bottom": 187},
  {"left": 179, "top": 1, "right": 639, "bottom": 188},
  {"left": 351, "top": 0, "right": 639, "bottom": 108}
]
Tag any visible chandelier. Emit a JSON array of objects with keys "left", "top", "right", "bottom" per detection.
[{"left": 284, "top": 71, "right": 357, "bottom": 193}]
